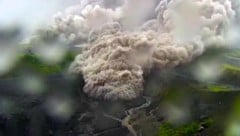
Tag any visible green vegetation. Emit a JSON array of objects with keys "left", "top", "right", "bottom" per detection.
[
  {"left": 19, "top": 53, "right": 62, "bottom": 74},
  {"left": 2, "top": 52, "right": 76, "bottom": 77},
  {"left": 222, "top": 49, "right": 240, "bottom": 76},
  {"left": 226, "top": 49, "right": 240, "bottom": 59},
  {"left": 157, "top": 118, "right": 215, "bottom": 136},
  {"left": 223, "top": 64, "right": 240, "bottom": 75},
  {"left": 206, "top": 84, "right": 236, "bottom": 92},
  {"left": 157, "top": 122, "right": 199, "bottom": 136},
  {"left": 224, "top": 96, "right": 240, "bottom": 136}
]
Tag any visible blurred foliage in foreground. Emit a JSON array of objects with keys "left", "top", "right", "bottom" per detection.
[
  {"left": 1, "top": 46, "right": 240, "bottom": 136},
  {"left": 2, "top": 51, "right": 76, "bottom": 77}
]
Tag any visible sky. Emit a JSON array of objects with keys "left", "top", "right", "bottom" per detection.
[{"left": 0, "top": 0, "right": 78, "bottom": 33}]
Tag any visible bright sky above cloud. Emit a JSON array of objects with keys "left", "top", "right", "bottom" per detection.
[{"left": 0, "top": 0, "right": 78, "bottom": 32}]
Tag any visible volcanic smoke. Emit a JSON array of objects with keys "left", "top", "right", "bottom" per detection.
[{"left": 50, "top": 0, "right": 239, "bottom": 100}]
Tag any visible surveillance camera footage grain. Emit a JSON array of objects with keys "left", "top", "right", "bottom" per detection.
[{"left": 1, "top": 0, "right": 240, "bottom": 136}]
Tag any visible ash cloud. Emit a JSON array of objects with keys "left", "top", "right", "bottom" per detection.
[{"left": 55, "top": 0, "right": 239, "bottom": 100}]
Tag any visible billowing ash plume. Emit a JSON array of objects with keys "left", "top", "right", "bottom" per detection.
[
  {"left": 69, "top": 27, "right": 195, "bottom": 100},
  {"left": 160, "top": 0, "right": 236, "bottom": 46},
  {"left": 51, "top": 0, "right": 160, "bottom": 44},
  {"left": 53, "top": 0, "right": 239, "bottom": 100}
]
